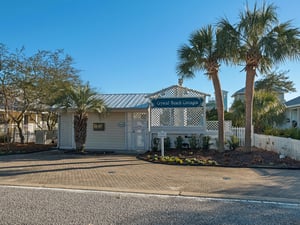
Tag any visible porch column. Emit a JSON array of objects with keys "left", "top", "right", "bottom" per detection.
[{"left": 297, "top": 108, "right": 300, "bottom": 127}]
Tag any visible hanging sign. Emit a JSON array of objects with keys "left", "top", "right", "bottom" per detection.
[
  {"left": 151, "top": 97, "right": 203, "bottom": 108},
  {"left": 157, "top": 131, "right": 167, "bottom": 138}
]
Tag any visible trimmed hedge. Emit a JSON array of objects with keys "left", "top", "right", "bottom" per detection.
[{"left": 264, "top": 128, "right": 300, "bottom": 140}]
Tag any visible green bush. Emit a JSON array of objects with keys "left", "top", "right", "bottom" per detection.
[
  {"left": 285, "top": 128, "right": 300, "bottom": 139},
  {"left": 227, "top": 135, "right": 239, "bottom": 150},
  {"left": 174, "top": 136, "right": 184, "bottom": 149},
  {"left": 152, "top": 137, "right": 160, "bottom": 151},
  {"left": 164, "top": 137, "right": 171, "bottom": 150},
  {"left": 263, "top": 127, "right": 300, "bottom": 140},
  {"left": 202, "top": 135, "right": 212, "bottom": 150},
  {"left": 189, "top": 135, "right": 199, "bottom": 149}
]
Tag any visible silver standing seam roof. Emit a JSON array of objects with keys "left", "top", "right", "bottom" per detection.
[
  {"left": 99, "top": 85, "right": 210, "bottom": 110},
  {"left": 99, "top": 93, "right": 150, "bottom": 109},
  {"left": 285, "top": 96, "right": 300, "bottom": 107}
]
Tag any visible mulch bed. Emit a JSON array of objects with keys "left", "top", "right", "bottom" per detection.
[
  {"left": 2, "top": 143, "right": 300, "bottom": 169},
  {"left": 138, "top": 147, "right": 300, "bottom": 169}
]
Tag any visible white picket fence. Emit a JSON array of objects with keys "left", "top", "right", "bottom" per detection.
[
  {"left": 207, "top": 122, "right": 300, "bottom": 160},
  {"left": 253, "top": 134, "right": 300, "bottom": 160},
  {"left": 206, "top": 121, "right": 246, "bottom": 146},
  {"left": 230, "top": 128, "right": 300, "bottom": 160},
  {"left": 231, "top": 127, "right": 246, "bottom": 146}
]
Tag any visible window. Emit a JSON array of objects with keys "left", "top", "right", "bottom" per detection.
[{"left": 93, "top": 123, "right": 105, "bottom": 131}]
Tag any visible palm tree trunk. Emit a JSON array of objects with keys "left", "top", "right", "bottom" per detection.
[
  {"left": 211, "top": 73, "right": 225, "bottom": 152},
  {"left": 74, "top": 113, "right": 88, "bottom": 152},
  {"left": 244, "top": 66, "right": 256, "bottom": 152}
]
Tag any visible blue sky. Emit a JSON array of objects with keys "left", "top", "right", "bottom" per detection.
[{"left": 1, "top": 0, "right": 300, "bottom": 106}]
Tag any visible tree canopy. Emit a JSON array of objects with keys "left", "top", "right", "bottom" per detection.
[
  {"left": 58, "top": 83, "right": 106, "bottom": 151},
  {"left": 255, "top": 70, "right": 296, "bottom": 93},
  {"left": 217, "top": 2, "right": 300, "bottom": 151},
  {"left": 0, "top": 44, "right": 81, "bottom": 142}
]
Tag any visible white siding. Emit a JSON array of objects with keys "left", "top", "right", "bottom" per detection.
[
  {"left": 59, "top": 112, "right": 74, "bottom": 149},
  {"left": 85, "top": 112, "right": 126, "bottom": 150}
]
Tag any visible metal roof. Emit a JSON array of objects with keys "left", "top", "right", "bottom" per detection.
[
  {"left": 232, "top": 86, "right": 246, "bottom": 97},
  {"left": 99, "top": 93, "right": 150, "bottom": 109},
  {"left": 232, "top": 82, "right": 285, "bottom": 97},
  {"left": 285, "top": 96, "right": 300, "bottom": 107},
  {"left": 100, "top": 85, "right": 210, "bottom": 110}
]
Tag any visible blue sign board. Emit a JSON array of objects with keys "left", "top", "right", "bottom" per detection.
[{"left": 151, "top": 97, "right": 203, "bottom": 108}]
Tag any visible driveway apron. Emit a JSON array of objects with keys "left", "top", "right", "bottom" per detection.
[{"left": 0, "top": 150, "right": 299, "bottom": 204}]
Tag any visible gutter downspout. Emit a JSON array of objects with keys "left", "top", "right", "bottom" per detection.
[
  {"left": 57, "top": 113, "right": 61, "bottom": 149},
  {"left": 148, "top": 102, "right": 151, "bottom": 151},
  {"left": 71, "top": 112, "right": 75, "bottom": 149}
]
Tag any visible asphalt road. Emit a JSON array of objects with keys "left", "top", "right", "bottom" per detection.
[{"left": 0, "top": 186, "right": 299, "bottom": 225}]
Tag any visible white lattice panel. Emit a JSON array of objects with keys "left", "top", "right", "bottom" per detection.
[
  {"left": 151, "top": 107, "right": 204, "bottom": 127},
  {"left": 206, "top": 121, "right": 232, "bottom": 132},
  {"left": 149, "top": 85, "right": 206, "bottom": 128},
  {"left": 151, "top": 86, "right": 205, "bottom": 98}
]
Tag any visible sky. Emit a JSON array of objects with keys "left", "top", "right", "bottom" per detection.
[{"left": 1, "top": 0, "right": 300, "bottom": 107}]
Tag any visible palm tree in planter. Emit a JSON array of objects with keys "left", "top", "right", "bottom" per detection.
[
  {"left": 177, "top": 25, "right": 226, "bottom": 152},
  {"left": 63, "top": 83, "right": 106, "bottom": 152},
  {"left": 217, "top": 2, "right": 300, "bottom": 152}
]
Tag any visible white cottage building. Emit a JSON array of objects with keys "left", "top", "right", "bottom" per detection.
[
  {"left": 283, "top": 96, "right": 300, "bottom": 128},
  {"left": 57, "top": 83, "right": 210, "bottom": 153}
]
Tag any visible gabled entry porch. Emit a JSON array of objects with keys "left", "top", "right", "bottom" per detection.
[{"left": 147, "top": 83, "right": 210, "bottom": 149}]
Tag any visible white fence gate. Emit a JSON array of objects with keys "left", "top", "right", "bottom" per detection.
[
  {"left": 206, "top": 122, "right": 247, "bottom": 147},
  {"left": 231, "top": 127, "right": 245, "bottom": 146}
]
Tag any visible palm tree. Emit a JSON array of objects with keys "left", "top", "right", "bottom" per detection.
[
  {"left": 252, "top": 90, "right": 285, "bottom": 133},
  {"left": 231, "top": 91, "right": 285, "bottom": 133},
  {"left": 62, "top": 83, "right": 106, "bottom": 152},
  {"left": 218, "top": 2, "right": 300, "bottom": 151},
  {"left": 177, "top": 25, "right": 225, "bottom": 151}
]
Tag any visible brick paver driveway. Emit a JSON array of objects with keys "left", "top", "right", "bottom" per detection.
[{"left": 0, "top": 150, "right": 299, "bottom": 203}]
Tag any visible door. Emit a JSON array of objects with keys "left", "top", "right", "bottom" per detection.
[{"left": 132, "top": 112, "right": 147, "bottom": 150}]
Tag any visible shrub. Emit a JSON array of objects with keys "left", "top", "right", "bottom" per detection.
[
  {"left": 174, "top": 136, "right": 184, "bottom": 149},
  {"left": 202, "top": 136, "right": 212, "bottom": 150},
  {"left": 152, "top": 137, "right": 160, "bottom": 151},
  {"left": 227, "top": 135, "right": 239, "bottom": 150},
  {"left": 164, "top": 137, "right": 171, "bottom": 150},
  {"left": 189, "top": 135, "right": 199, "bottom": 149},
  {"left": 263, "top": 127, "right": 300, "bottom": 140},
  {"left": 285, "top": 128, "right": 300, "bottom": 139}
]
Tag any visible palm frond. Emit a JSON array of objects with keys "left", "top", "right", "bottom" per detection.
[
  {"left": 177, "top": 25, "right": 222, "bottom": 78},
  {"left": 216, "top": 18, "right": 241, "bottom": 64},
  {"left": 59, "top": 83, "right": 106, "bottom": 115}
]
